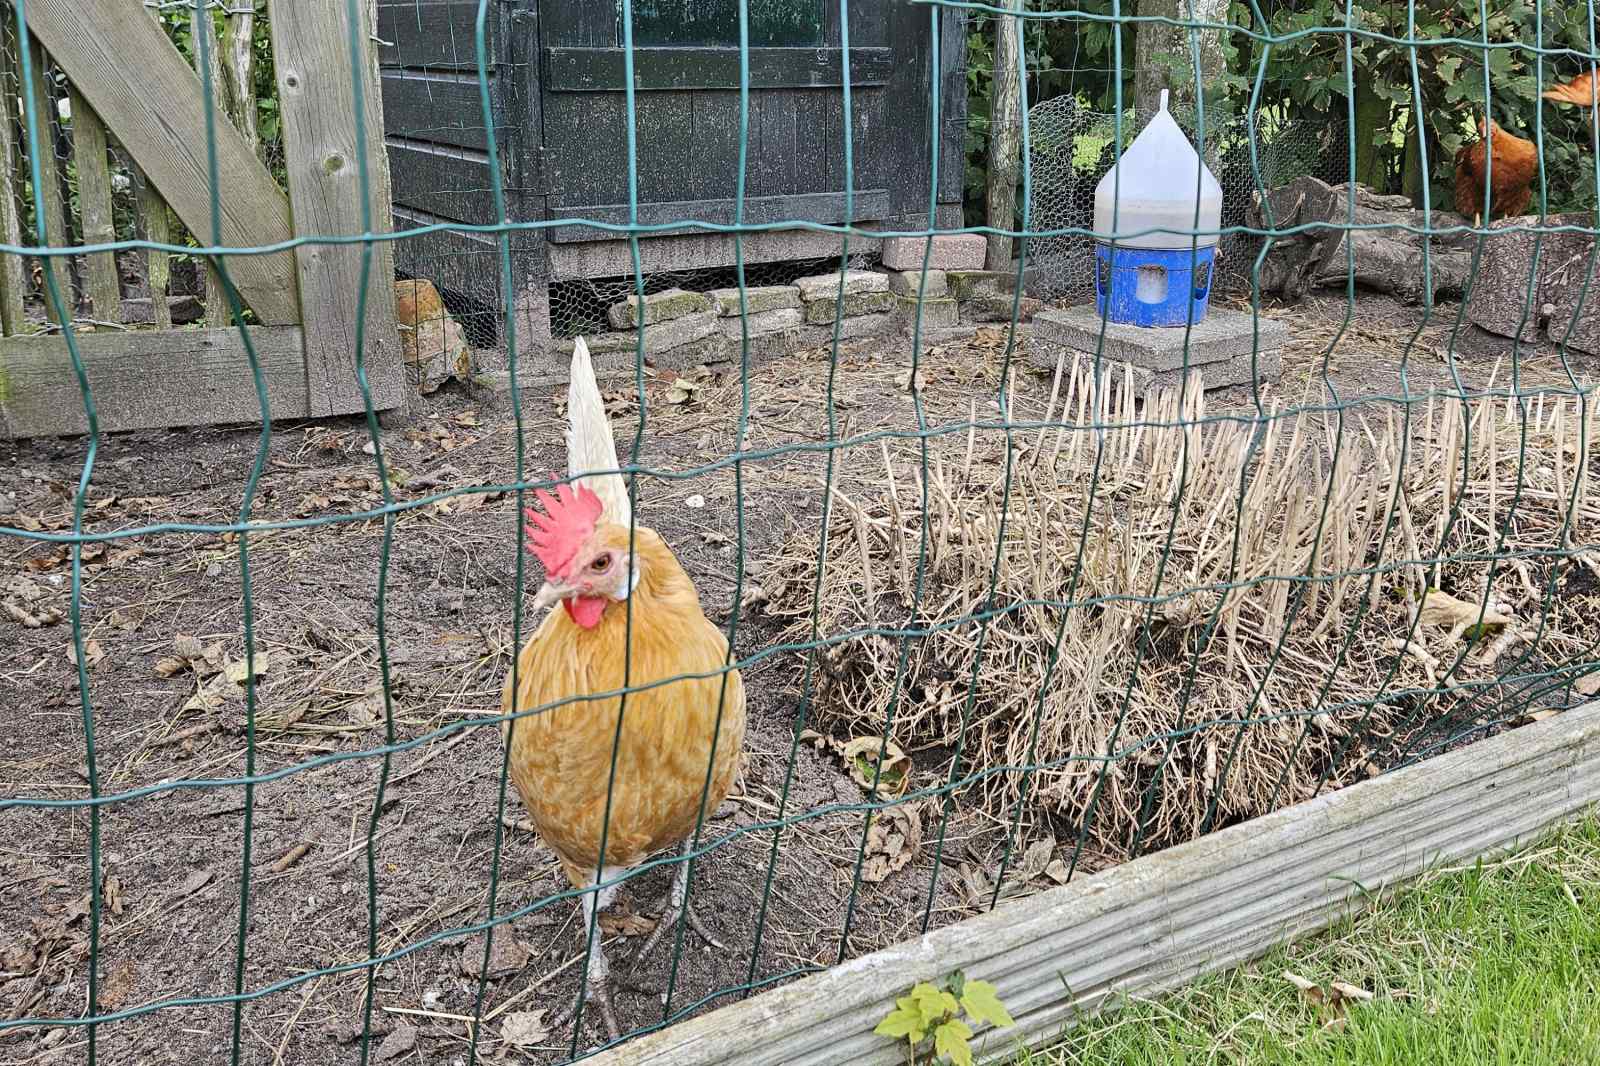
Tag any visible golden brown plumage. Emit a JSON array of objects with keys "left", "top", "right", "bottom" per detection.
[
  {"left": 497, "top": 337, "right": 745, "bottom": 1043},
  {"left": 1454, "top": 117, "right": 1538, "bottom": 225},
  {"left": 1543, "top": 69, "right": 1599, "bottom": 108},
  {"left": 501, "top": 523, "right": 745, "bottom": 891}
]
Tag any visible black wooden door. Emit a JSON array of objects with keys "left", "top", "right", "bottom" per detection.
[{"left": 534, "top": 1, "right": 936, "bottom": 240}]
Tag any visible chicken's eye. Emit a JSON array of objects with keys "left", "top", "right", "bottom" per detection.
[{"left": 590, "top": 554, "right": 612, "bottom": 573}]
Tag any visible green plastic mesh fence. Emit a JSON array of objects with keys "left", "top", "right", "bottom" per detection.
[{"left": 2, "top": 0, "right": 1599, "bottom": 1063}]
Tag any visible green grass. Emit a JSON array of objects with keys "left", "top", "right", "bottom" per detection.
[{"left": 1010, "top": 815, "right": 1600, "bottom": 1066}]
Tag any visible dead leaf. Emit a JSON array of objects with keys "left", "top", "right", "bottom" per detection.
[
  {"left": 1018, "top": 838, "right": 1055, "bottom": 882},
  {"left": 837, "top": 736, "right": 912, "bottom": 798},
  {"left": 1576, "top": 672, "right": 1600, "bottom": 698},
  {"left": 499, "top": 1011, "right": 549, "bottom": 1049},
  {"left": 1330, "top": 980, "right": 1374, "bottom": 1003},
  {"left": 66, "top": 639, "right": 105, "bottom": 669},
  {"left": 173, "top": 869, "right": 214, "bottom": 898},
  {"left": 98, "top": 959, "right": 137, "bottom": 1011},
  {"left": 223, "top": 651, "right": 271, "bottom": 685},
  {"left": 173, "top": 634, "right": 205, "bottom": 660},
  {"left": 1525, "top": 709, "right": 1560, "bottom": 723},
  {"left": 155, "top": 657, "right": 188, "bottom": 678},
  {"left": 1044, "top": 858, "right": 1071, "bottom": 884},
  {"left": 597, "top": 896, "right": 658, "bottom": 937},
  {"left": 861, "top": 804, "right": 922, "bottom": 883},
  {"left": 373, "top": 1024, "right": 417, "bottom": 1062},
  {"left": 459, "top": 932, "right": 530, "bottom": 978},
  {"left": 103, "top": 873, "right": 125, "bottom": 917},
  {"left": 1283, "top": 971, "right": 1325, "bottom": 1005},
  {"left": 1415, "top": 588, "right": 1513, "bottom": 639}
]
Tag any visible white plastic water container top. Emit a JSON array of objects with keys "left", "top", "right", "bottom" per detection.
[{"left": 1093, "top": 90, "right": 1223, "bottom": 250}]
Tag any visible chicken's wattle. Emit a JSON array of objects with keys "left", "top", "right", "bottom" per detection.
[{"left": 564, "top": 595, "right": 607, "bottom": 629}]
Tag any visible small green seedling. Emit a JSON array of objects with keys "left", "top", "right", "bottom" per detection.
[{"left": 874, "top": 970, "right": 1014, "bottom": 1066}]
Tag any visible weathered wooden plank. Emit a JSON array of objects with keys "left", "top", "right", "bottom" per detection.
[
  {"left": 135, "top": 1, "right": 172, "bottom": 331},
  {"left": 220, "top": 1, "right": 260, "bottom": 155},
  {"left": 67, "top": 89, "right": 119, "bottom": 321},
  {"left": 24, "top": 39, "right": 68, "bottom": 325},
  {"left": 134, "top": 169, "right": 172, "bottom": 330},
  {"left": 386, "top": 140, "right": 497, "bottom": 225},
  {"left": 270, "top": 0, "right": 405, "bottom": 415},
  {"left": 391, "top": 207, "right": 505, "bottom": 307},
  {"left": 21, "top": 0, "right": 295, "bottom": 324},
  {"left": 546, "top": 189, "right": 893, "bottom": 243},
  {"left": 375, "top": 0, "right": 495, "bottom": 71},
  {"left": 584, "top": 701, "right": 1600, "bottom": 1066},
  {"left": 191, "top": 5, "right": 231, "bottom": 329},
  {"left": 0, "top": 25, "right": 30, "bottom": 333},
  {"left": 750, "top": 92, "right": 797, "bottom": 199},
  {"left": 380, "top": 70, "right": 502, "bottom": 151},
  {"left": 542, "top": 47, "right": 895, "bottom": 92},
  {"left": 0, "top": 325, "right": 309, "bottom": 438}
]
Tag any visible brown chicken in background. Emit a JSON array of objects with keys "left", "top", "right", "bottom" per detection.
[
  {"left": 1453, "top": 116, "right": 1539, "bottom": 226},
  {"left": 1543, "top": 68, "right": 1599, "bottom": 108},
  {"left": 499, "top": 337, "right": 746, "bottom": 1043}
]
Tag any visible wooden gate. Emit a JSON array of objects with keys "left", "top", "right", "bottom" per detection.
[{"left": 0, "top": 0, "right": 402, "bottom": 439}]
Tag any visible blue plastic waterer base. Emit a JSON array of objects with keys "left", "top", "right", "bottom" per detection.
[{"left": 1095, "top": 243, "right": 1215, "bottom": 327}]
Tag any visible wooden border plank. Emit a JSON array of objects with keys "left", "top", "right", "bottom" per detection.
[
  {"left": 24, "top": 38, "right": 69, "bottom": 325},
  {"left": 0, "top": 325, "right": 309, "bottom": 437},
  {"left": 585, "top": 702, "right": 1600, "bottom": 1066},
  {"left": 21, "top": 0, "right": 296, "bottom": 324},
  {"left": 545, "top": 189, "right": 894, "bottom": 243},
  {"left": 269, "top": 0, "right": 405, "bottom": 416}
]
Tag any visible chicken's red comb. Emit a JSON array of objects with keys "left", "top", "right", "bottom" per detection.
[{"left": 523, "top": 477, "right": 603, "bottom": 578}]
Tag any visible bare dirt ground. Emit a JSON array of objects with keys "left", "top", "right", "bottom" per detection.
[{"left": 2, "top": 292, "right": 1596, "bottom": 1066}]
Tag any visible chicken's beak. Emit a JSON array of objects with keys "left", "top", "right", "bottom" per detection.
[{"left": 533, "top": 577, "right": 577, "bottom": 612}]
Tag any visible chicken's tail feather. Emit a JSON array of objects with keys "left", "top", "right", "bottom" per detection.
[
  {"left": 1543, "top": 73, "right": 1598, "bottom": 107},
  {"left": 566, "top": 336, "right": 632, "bottom": 529}
]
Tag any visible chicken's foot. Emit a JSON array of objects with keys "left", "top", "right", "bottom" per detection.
[
  {"left": 546, "top": 888, "right": 624, "bottom": 1044},
  {"left": 629, "top": 838, "right": 724, "bottom": 974}
]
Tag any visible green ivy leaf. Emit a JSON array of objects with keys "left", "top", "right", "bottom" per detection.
[
  {"left": 934, "top": 1018, "right": 975, "bottom": 1066},
  {"left": 960, "top": 979, "right": 1016, "bottom": 1030}
]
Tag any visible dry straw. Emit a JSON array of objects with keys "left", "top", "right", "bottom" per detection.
[{"left": 764, "top": 351, "right": 1600, "bottom": 859}]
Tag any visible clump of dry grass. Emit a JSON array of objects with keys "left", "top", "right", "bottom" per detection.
[{"left": 762, "top": 352, "right": 1600, "bottom": 859}]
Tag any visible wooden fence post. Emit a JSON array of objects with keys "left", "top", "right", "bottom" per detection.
[{"left": 268, "top": 0, "right": 404, "bottom": 416}]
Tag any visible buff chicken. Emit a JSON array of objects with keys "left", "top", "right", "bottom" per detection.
[
  {"left": 1454, "top": 116, "right": 1539, "bottom": 226},
  {"left": 499, "top": 338, "right": 746, "bottom": 1041}
]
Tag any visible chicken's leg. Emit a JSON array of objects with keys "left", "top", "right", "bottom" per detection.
[
  {"left": 630, "top": 839, "right": 724, "bottom": 974},
  {"left": 546, "top": 888, "right": 623, "bottom": 1043}
]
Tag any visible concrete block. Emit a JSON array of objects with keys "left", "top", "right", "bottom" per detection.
[
  {"left": 719, "top": 307, "right": 803, "bottom": 338},
  {"left": 607, "top": 287, "right": 714, "bottom": 329},
  {"left": 708, "top": 284, "right": 802, "bottom": 317},
  {"left": 794, "top": 269, "right": 890, "bottom": 302},
  {"left": 894, "top": 295, "right": 959, "bottom": 330},
  {"left": 1030, "top": 305, "right": 1290, "bottom": 373},
  {"left": 881, "top": 233, "right": 986, "bottom": 271},
  {"left": 803, "top": 290, "right": 897, "bottom": 324},
  {"left": 887, "top": 269, "right": 949, "bottom": 299},
  {"left": 1127, "top": 349, "right": 1282, "bottom": 392},
  {"left": 947, "top": 270, "right": 1012, "bottom": 301},
  {"left": 964, "top": 292, "right": 1042, "bottom": 323},
  {"left": 651, "top": 332, "right": 733, "bottom": 370},
  {"left": 833, "top": 312, "right": 894, "bottom": 340}
]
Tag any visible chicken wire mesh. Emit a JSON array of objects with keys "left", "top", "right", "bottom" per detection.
[
  {"left": 1, "top": 0, "right": 1599, "bottom": 1065},
  {"left": 1025, "top": 95, "right": 1342, "bottom": 301}
]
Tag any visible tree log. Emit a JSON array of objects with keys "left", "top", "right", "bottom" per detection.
[
  {"left": 1466, "top": 214, "right": 1600, "bottom": 355},
  {"left": 1246, "top": 175, "right": 1474, "bottom": 304}
]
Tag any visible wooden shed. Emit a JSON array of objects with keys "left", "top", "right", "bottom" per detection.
[{"left": 376, "top": 0, "right": 968, "bottom": 346}]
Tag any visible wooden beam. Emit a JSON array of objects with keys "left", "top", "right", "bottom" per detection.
[
  {"left": 582, "top": 701, "right": 1600, "bottom": 1066},
  {"left": 69, "top": 90, "right": 120, "bottom": 321},
  {"left": 25, "top": 39, "right": 69, "bottom": 325},
  {"left": 543, "top": 47, "right": 896, "bottom": 92},
  {"left": 19, "top": 0, "right": 297, "bottom": 324},
  {"left": 0, "top": 326, "right": 309, "bottom": 438},
  {"left": 269, "top": 0, "right": 406, "bottom": 416},
  {"left": 545, "top": 190, "right": 894, "bottom": 243},
  {"left": 0, "top": 28, "right": 30, "bottom": 333}
]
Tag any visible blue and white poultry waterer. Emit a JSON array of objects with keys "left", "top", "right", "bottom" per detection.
[{"left": 1093, "top": 90, "right": 1223, "bottom": 327}]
